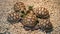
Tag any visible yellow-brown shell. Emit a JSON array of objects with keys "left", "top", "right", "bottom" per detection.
[
  {"left": 22, "top": 13, "right": 37, "bottom": 27},
  {"left": 37, "top": 19, "right": 53, "bottom": 32},
  {"left": 7, "top": 12, "right": 21, "bottom": 23},
  {"left": 34, "top": 7, "right": 50, "bottom": 19},
  {"left": 14, "top": 2, "right": 26, "bottom": 12}
]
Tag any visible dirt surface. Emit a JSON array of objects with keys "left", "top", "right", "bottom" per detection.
[{"left": 0, "top": 0, "right": 60, "bottom": 34}]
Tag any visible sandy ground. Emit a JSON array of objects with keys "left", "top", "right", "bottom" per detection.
[{"left": 0, "top": 0, "right": 60, "bottom": 34}]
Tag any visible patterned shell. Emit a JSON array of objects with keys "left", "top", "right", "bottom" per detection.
[
  {"left": 7, "top": 12, "right": 21, "bottom": 23},
  {"left": 37, "top": 19, "right": 53, "bottom": 32},
  {"left": 34, "top": 7, "right": 50, "bottom": 19},
  {"left": 22, "top": 11, "right": 37, "bottom": 27},
  {"left": 14, "top": 2, "right": 26, "bottom": 12}
]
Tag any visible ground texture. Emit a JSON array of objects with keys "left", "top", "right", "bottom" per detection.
[{"left": 0, "top": 0, "right": 60, "bottom": 34}]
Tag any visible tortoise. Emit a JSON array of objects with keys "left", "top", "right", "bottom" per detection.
[
  {"left": 7, "top": 12, "right": 22, "bottom": 23},
  {"left": 21, "top": 10, "right": 38, "bottom": 31},
  {"left": 34, "top": 7, "right": 50, "bottom": 19},
  {"left": 14, "top": 2, "right": 26, "bottom": 12},
  {"left": 36, "top": 19, "right": 53, "bottom": 33}
]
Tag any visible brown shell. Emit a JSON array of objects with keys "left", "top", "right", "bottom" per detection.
[
  {"left": 36, "top": 19, "right": 53, "bottom": 32},
  {"left": 34, "top": 7, "right": 50, "bottom": 19},
  {"left": 22, "top": 12, "right": 37, "bottom": 27},
  {"left": 7, "top": 12, "right": 21, "bottom": 23},
  {"left": 14, "top": 2, "right": 26, "bottom": 12}
]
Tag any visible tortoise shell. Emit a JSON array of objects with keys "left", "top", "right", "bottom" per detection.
[
  {"left": 14, "top": 2, "right": 26, "bottom": 12},
  {"left": 37, "top": 19, "right": 53, "bottom": 32},
  {"left": 34, "top": 7, "right": 50, "bottom": 19},
  {"left": 21, "top": 10, "right": 38, "bottom": 30},
  {"left": 7, "top": 12, "right": 22, "bottom": 23}
]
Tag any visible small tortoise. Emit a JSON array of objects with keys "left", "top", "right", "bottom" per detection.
[
  {"left": 14, "top": 2, "right": 27, "bottom": 14},
  {"left": 34, "top": 7, "right": 50, "bottom": 19},
  {"left": 21, "top": 10, "right": 38, "bottom": 31},
  {"left": 7, "top": 12, "right": 22, "bottom": 23},
  {"left": 36, "top": 19, "right": 53, "bottom": 33}
]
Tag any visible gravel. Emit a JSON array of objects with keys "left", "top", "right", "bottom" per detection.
[{"left": 0, "top": 0, "right": 60, "bottom": 34}]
